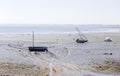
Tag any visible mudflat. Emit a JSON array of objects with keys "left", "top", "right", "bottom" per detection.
[{"left": 0, "top": 33, "right": 120, "bottom": 76}]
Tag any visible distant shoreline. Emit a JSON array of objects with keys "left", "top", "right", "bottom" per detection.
[{"left": 0, "top": 31, "right": 119, "bottom": 35}]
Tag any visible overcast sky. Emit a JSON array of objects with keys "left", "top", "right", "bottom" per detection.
[{"left": 0, "top": 0, "right": 120, "bottom": 25}]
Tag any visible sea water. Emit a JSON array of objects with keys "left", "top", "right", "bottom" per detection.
[{"left": 0, "top": 24, "right": 119, "bottom": 34}]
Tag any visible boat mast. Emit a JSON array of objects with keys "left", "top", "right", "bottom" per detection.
[
  {"left": 76, "top": 27, "right": 83, "bottom": 39},
  {"left": 76, "top": 27, "right": 87, "bottom": 40},
  {"left": 32, "top": 31, "right": 34, "bottom": 47}
]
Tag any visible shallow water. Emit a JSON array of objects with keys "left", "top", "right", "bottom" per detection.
[{"left": 0, "top": 24, "right": 120, "bottom": 34}]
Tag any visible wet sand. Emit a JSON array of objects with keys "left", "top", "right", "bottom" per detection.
[{"left": 0, "top": 32, "right": 120, "bottom": 76}]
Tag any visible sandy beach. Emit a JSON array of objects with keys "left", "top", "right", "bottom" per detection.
[{"left": 0, "top": 32, "right": 120, "bottom": 76}]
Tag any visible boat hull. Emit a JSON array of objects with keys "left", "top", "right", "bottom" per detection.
[
  {"left": 76, "top": 39, "right": 88, "bottom": 43},
  {"left": 28, "top": 46, "right": 48, "bottom": 52}
]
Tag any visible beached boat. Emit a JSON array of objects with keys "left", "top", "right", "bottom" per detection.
[
  {"left": 28, "top": 32, "right": 48, "bottom": 52},
  {"left": 75, "top": 27, "right": 88, "bottom": 43},
  {"left": 104, "top": 37, "right": 112, "bottom": 42}
]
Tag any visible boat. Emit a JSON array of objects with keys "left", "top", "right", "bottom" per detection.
[
  {"left": 28, "top": 32, "right": 48, "bottom": 52},
  {"left": 104, "top": 37, "right": 112, "bottom": 42},
  {"left": 75, "top": 27, "right": 88, "bottom": 43}
]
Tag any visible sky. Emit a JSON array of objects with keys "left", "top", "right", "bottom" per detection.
[{"left": 0, "top": 0, "right": 120, "bottom": 25}]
